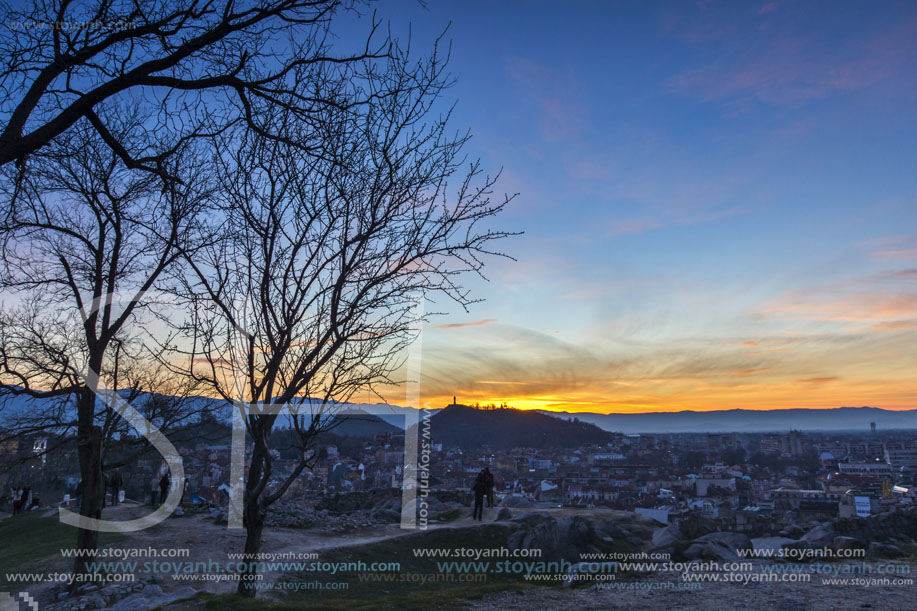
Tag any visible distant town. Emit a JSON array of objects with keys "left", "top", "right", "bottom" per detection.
[{"left": 4, "top": 403, "right": 915, "bottom": 536}]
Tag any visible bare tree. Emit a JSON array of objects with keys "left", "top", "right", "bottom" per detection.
[
  {"left": 0, "top": 316, "right": 213, "bottom": 501},
  {"left": 0, "top": 117, "right": 211, "bottom": 582},
  {"left": 175, "top": 41, "right": 516, "bottom": 595},
  {"left": 0, "top": 0, "right": 387, "bottom": 184}
]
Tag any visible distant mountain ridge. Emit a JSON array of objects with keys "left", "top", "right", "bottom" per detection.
[
  {"left": 539, "top": 406, "right": 917, "bottom": 434},
  {"left": 0, "top": 390, "right": 416, "bottom": 433},
  {"left": 6, "top": 390, "right": 914, "bottom": 437},
  {"left": 428, "top": 404, "right": 614, "bottom": 449}
]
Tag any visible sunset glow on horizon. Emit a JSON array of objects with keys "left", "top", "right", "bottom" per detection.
[{"left": 367, "top": 1, "right": 917, "bottom": 416}]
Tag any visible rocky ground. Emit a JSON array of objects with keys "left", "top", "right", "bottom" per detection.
[
  {"left": 650, "top": 508, "right": 917, "bottom": 563},
  {"left": 45, "top": 577, "right": 197, "bottom": 611},
  {"left": 5, "top": 498, "right": 916, "bottom": 610}
]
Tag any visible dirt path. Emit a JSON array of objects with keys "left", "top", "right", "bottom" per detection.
[{"left": 91, "top": 503, "right": 421, "bottom": 595}]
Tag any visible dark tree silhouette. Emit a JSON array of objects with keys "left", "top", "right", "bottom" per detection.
[
  {"left": 0, "top": 0, "right": 386, "bottom": 184},
  {"left": 0, "top": 118, "right": 211, "bottom": 583},
  {"left": 0, "top": 0, "right": 391, "bottom": 582},
  {"left": 174, "top": 39, "right": 516, "bottom": 595}
]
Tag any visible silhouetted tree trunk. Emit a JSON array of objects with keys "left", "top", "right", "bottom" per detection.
[
  {"left": 238, "top": 443, "right": 269, "bottom": 594},
  {"left": 73, "top": 417, "right": 103, "bottom": 582}
]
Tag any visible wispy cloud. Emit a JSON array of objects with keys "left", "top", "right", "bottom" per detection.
[
  {"left": 874, "top": 248, "right": 917, "bottom": 259},
  {"left": 795, "top": 377, "right": 838, "bottom": 384},
  {"left": 608, "top": 219, "right": 663, "bottom": 236},
  {"left": 434, "top": 318, "right": 498, "bottom": 330},
  {"left": 879, "top": 269, "right": 917, "bottom": 279},
  {"left": 606, "top": 206, "right": 746, "bottom": 237},
  {"left": 871, "top": 320, "right": 917, "bottom": 331},
  {"left": 505, "top": 57, "right": 587, "bottom": 143},
  {"left": 866, "top": 237, "right": 917, "bottom": 261},
  {"left": 412, "top": 319, "right": 917, "bottom": 412},
  {"left": 665, "top": 11, "right": 917, "bottom": 107},
  {"left": 763, "top": 293, "right": 917, "bottom": 325}
]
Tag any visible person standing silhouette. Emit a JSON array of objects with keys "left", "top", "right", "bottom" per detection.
[
  {"left": 110, "top": 469, "right": 123, "bottom": 506},
  {"left": 12, "top": 486, "right": 22, "bottom": 515},
  {"left": 472, "top": 470, "right": 486, "bottom": 521},
  {"left": 159, "top": 472, "right": 170, "bottom": 504},
  {"left": 484, "top": 468, "right": 495, "bottom": 508}
]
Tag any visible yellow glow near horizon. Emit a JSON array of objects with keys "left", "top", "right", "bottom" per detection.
[{"left": 420, "top": 381, "right": 917, "bottom": 414}]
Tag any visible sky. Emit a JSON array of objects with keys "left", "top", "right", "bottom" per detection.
[{"left": 344, "top": 0, "right": 917, "bottom": 414}]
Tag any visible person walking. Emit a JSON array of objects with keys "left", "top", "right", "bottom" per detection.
[
  {"left": 110, "top": 469, "right": 123, "bottom": 506},
  {"left": 472, "top": 470, "right": 487, "bottom": 521}
]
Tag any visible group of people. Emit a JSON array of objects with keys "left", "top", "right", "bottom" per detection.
[
  {"left": 72, "top": 468, "right": 124, "bottom": 508},
  {"left": 150, "top": 472, "right": 171, "bottom": 505},
  {"left": 67, "top": 469, "right": 186, "bottom": 509},
  {"left": 471, "top": 467, "right": 495, "bottom": 521},
  {"left": 9, "top": 485, "right": 32, "bottom": 515},
  {"left": 148, "top": 472, "right": 192, "bottom": 506}
]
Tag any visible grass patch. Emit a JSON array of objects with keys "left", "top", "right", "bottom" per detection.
[
  {"left": 0, "top": 511, "right": 125, "bottom": 585},
  {"left": 430, "top": 508, "right": 462, "bottom": 523}
]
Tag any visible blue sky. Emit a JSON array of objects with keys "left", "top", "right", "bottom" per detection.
[{"left": 344, "top": 1, "right": 917, "bottom": 412}]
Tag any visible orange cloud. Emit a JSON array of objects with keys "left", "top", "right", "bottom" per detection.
[
  {"left": 871, "top": 320, "right": 917, "bottom": 331},
  {"left": 763, "top": 294, "right": 917, "bottom": 324},
  {"left": 405, "top": 318, "right": 917, "bottom": 415},
  {"left": 795, "top": 377, "right": 838, "bottom": 384},
  {"left": 742, "top": 337, "right": 798, "bottom": 350}
]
